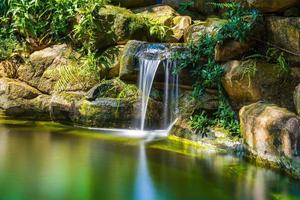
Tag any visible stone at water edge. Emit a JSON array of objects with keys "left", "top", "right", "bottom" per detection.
[
  {"left": 239, "top": 102, "right": 300, "bottom": 162},
  {"left": 0, "top": 78, "right": 51, "bottom": 119}
]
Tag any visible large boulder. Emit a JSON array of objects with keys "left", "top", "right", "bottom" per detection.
[
  {"left": 0, "top": 78, "right": 50, "bottom": 119},
  {"left": 134, "top": 5, "right": 191, "bottom": 42},
  {"left": 184, "top": 18, "right": 226, "bottom": 43},
  {"left": 220, "top": 0, "right": 299, "bottom": 13},
  {"left": 266, "top": 16, "right": 300, "bottom": 64},
  {"left": 50, "top": 79, "right": 163, "bottom": 128},
  {"left": 247, "top": 0, "right": 299, "bottom": 13},
  {"left": 111, "top": 0, "right": 157, "bottom": 8},
  {"left": 91, "top": 5, "right": 148, "bottom": 49},
  {"left": 240, "top": 102, "right": 300, "bottom": 163},
  {"left": 222, "top": 60, "right": 296, "bottom": 110},
  {"left": 134, "top": 4, "right": 179, "bottom": 25},
  {"left": 17, "top": 44, "right": 73, "bottom": 94},
  {"left": 18, "top": 44, "right": 100, "bottom": 94},
  {"left": 119, "top": 40, "right": 146, "bottom": 81}
]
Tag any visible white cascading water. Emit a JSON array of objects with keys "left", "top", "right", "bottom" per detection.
[
  {"left": 137, "top": 46, "right": 179, "bottom": 131},
  {"left": 163, "top": 60, "right": 179, "bottom": 129},
  {"left": 138, "top": 58, "right": 161, "bottom": 130},
  {"left": 90, "top": 44, "right": 180, "bottom": 138}
]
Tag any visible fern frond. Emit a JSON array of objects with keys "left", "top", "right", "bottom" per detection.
[{"left": 207, "top": 2, "right": 239, "bottom": 9}]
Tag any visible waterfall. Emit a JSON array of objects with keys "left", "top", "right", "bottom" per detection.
[
  {"left": 163, "top": 60, "right": 179, "bottom": 129},
  {"left": 138, "top": 58, "right": 161, "bottom": 130},
  {"left": 137, "top": 45, "right": 179, "bottom": 131}
]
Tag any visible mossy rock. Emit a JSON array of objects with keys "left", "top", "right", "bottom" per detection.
[
  {"left": 110, "top": 0, "right": 156, "bottom": 8},
  {"left": 92, "top": 5, "right": 149, "bottom": 49},
  {"left": 85, "top": 78, "right": 138, "bottom": 100},
  {"left": 99, "top": 45, "right": 124, "bottom": 79},
  {"left": 17, "top": 44, "right": 74, "bottom": 94},
  {"left": 134, "top": 4, "right": 179, "bottom": 25},
  {"left": 119, "top": 40, "right": 146, "bottom": 81},
  {"left": 0, "top": 78, "right": 51, "bottom": 120}
]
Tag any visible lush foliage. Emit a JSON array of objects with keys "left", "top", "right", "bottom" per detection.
[{"left": 175, "top": 2, "right": 260, "bottom": 136}]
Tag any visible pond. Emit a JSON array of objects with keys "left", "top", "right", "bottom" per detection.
[{"left": 0, "top": 119, "right": 300, "bottom": 200}]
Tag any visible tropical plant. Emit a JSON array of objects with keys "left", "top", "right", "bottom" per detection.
[
  {"left": 146, "top": 19, "right": 170, "bottom": 41},
  {"left": 266, "top": 48, "right": 290, "bottom": 77},
  {"left": 174, "top": 2, "right": 259, "bottom": 135},
  {"left": 178, "top": 0, "right": 194, "bottom": 13}
]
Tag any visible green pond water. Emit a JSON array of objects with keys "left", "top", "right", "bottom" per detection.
[{"left": 0, "top": 119, "right": 300, "bottom": 200}]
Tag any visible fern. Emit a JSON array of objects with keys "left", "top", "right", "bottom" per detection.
[
  {"left": 240, "top": 60, "right": 257, "bottom": 88},
  {"left": 173, "top": 2, "right": 259, "bottom": 135},
  {"left": 207, "top": 2, "right": 239, "bottom": 9}
]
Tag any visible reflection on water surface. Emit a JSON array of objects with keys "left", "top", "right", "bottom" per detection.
[{"left": 0, "top": 120, "right": 299, "bottom": 200}]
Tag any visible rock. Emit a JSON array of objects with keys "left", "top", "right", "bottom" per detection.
[
  {"left": 240, "top": 102, "right": 300, "bottom": 161},
  {"left": 0, "top": 61, "right": 18, "bottom": 78},
  {"left": 220, "top": 0, "right": 299, "bottom": 13},
  {"left": 0, "top": 78, "right": 50, "bottom": 119},
  {"left": 222, "top": 60, "right": 296, "bottom": 110},
  {"left": 134, "top": 5, "right": 191, "bottom": 42},
  {"left": 85, "top": 78, "right": 138, "bottom": 101},
  {"left": 184, "top": 18, "right": 227, "bottom": 43},
  {"left": 0, "top": 78, "right": 41, "bottom": 100},
  {"left": 111, "top": 0, "right": 156, "bottom": 8},
  {"left": 246, "top": 0, "right": 299, "bottom": 13},
  {"left": 134, "top": 4, "right": 179, "bottom": 25},
  {"left": 266, "top": 16, "right": 300, "bottom": 64},
  {"left": 215, "top": 40, "right": 252, "bottom": 62},
  {"left": 119, "top": 40, "right": 147, "bottom": 81},
  {"left": 75, "top": 98, "right": 142, "bottom": 128},
  {"left": 284, "top": 7, "right": 300, "bottom": 17},
  {"left": 50, "top": 91, "right": 85, "bottom": 123},
  {"left": 178, "top": 90, "right": 219, "bottom": 118},
  {"left": 170, "top": 16, "right": 192, "bottom": 41},
  {"left": 17, "top": 44, "right": 72, "bottom": 94},
  {"left": 99, "top": 45, "right": 124, "bottom": 78},
  {"left": 50, "top": 82, "right": 163, "bottom": 129},
  {"left": 91, "top": 5, "right": 148, "bottom": 49},
  {"left": 294, "top": 84, "right": 300, "bottom": 115},
  {"left": 134, "top": 5, "right": 192, "bottom": 42}
]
